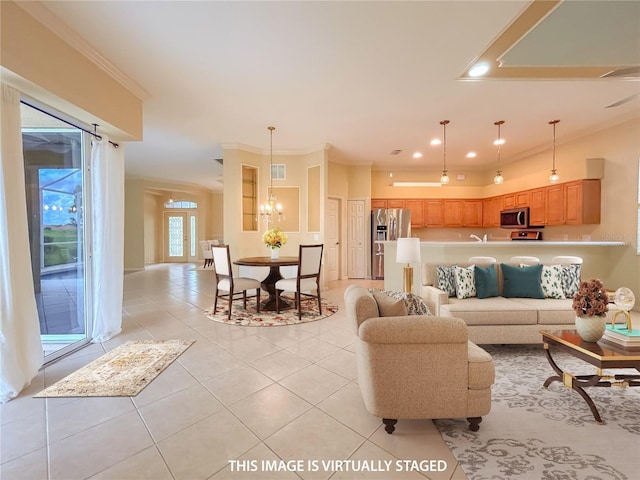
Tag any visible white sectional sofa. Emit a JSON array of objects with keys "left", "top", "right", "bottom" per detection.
[{"left": 420, "top": 262, "right": 619, "bottom": 345}]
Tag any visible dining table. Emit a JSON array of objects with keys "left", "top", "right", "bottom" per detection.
[{"left": 233, "top": 256, "right": 299, "bottom": 311}]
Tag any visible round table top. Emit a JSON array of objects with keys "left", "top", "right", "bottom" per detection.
[{"left": 234, "top": 256, "right": 299, "bottom": 267}]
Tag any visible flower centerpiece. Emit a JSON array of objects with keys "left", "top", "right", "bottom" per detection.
[
  {"left": 572, "top": 278, "right": 609, "bottom": 342},
  {"left": 262, "top": 226, "right": 288, "bottom": 260}
]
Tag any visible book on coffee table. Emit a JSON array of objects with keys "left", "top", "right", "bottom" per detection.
[{"left": 603, "top": 324, "right": 640, "bottom": 347}]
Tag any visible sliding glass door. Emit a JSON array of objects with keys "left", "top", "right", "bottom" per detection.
[{"left": 21, "top": 102, "right": 93, "bottom": 362}]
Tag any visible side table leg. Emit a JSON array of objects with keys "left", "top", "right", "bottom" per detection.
[{"left": 542, "top": 342, "right": 604, "bottom": 424}]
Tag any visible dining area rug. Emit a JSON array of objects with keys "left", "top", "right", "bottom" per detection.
[
  {"left": 435, "top": 344, "right": 639, "bottom": 480},
  {"left": 34, "top": 339, "right": 194, "bottom": 398},
  {"left": 205, "top": 295, "right": 338, "bottom": 326}
]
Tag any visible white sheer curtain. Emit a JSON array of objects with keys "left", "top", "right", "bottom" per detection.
[
  {"left": 0, "top": 84, "right": 43, "bottom": 403},
  {"left": 90, "top": 135, "right": 124, "bottom": 342}
]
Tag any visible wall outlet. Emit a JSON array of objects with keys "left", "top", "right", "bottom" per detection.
[{"left": 313, "top": 234, "right": 319, "bottom": 241}]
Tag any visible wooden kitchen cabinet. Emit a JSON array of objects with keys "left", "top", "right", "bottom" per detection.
[
  {"left": 387, "top": 199, "right": 406, "bottom": 209},
  {"left": 503, "top": 191, "right": 529, "bottom": 209},
  {"left": 546, "top": 184, "right": 565, "bottom": 225},
  {"left": 444, "top": 200, "right": 465, "bottom": 227},
  {"left": 423, "top": 199, "right": 444, "bottom": 227},
  {"left": 529, "top": 188, "right": 547, "bottom": 226},
  {"left": 565, "top": 179, "right": 601, "bottom": 224},
  {"left": 371, "top": 199, "right": 387, "bottom": 209},
  {"left": 463, "top": 200, "right": 483, "bottom": 227},
  {"left": 405, "top": 199, "right": 424, "bottom": 227},
  {"left": 483, "top": 196, "right": 503, "bottom": 227}
]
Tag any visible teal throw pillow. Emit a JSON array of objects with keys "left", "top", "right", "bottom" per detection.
[
  {"left": 475, "top": 264, "right": 499, "bottom": 299},
  {"left": 501, "top": 263, "right": 545, "bottom": 299}
]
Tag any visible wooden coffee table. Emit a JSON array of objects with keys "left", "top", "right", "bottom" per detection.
[{"left": 540, "top": 330, "right": 640, "bottom": 424}]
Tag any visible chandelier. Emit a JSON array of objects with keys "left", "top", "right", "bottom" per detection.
[
  {"left": 549, "top": 119, "right": 560, "bottom": 183},
  {"left": 259, "top": 126, "right": 284, "bottom": 224},
  {"left": 493, "top": 120, "right": 505, "bottom": 185},
  {"left": 439, "top": 120, "right": 450, "bottom": 185}
]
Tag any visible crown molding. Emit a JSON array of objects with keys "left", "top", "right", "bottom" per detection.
[
  {"left": 220, "top": 142, "right": 332, "bottom": 156},
  {"left": 16, "top": 1, "right": 150, "bottom": 101}
]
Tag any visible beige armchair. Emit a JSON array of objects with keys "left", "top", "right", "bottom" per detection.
[{"left": 344, "top": 285, "right": 494, "bottom": 433}]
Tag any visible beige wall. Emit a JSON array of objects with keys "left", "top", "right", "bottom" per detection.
[
  {"left": 1, "top": 1, "right": 142, "bottom": 140},
  {"left": 124, "top": 179, "right": 145, "bottom": 271}
]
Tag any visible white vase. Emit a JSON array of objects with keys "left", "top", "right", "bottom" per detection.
[
  {"left": 270, "top": 248, "right": 279, "bottom": 260},
  {"left": 575, "top": 315, "right": 605, "bottom": 342}
]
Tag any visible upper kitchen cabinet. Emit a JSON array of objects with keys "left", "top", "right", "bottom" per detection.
[
  {"left": 565, "top": 179, "right": 601, "bottom": 224},
  {"left": 546, "top": 183, "right": 565, "bottom": 225},
  {"left": 405, "top": 199, "right": 424, "bottom": 228},
  {"left": 443, "top": 200, "right": 464, "bottom": 227},
  {"left": 462, "top": 200, "right": 483, "bottom": 227},
  {"left": 483, "top": 196, "right": 503, "bottom": 227},
  {"left": 504, "top": 191, "right": 530, "bottom": 209},
  {"left": 529, "top": 188, "right": 547, "bottom": 226},
  {"left": 371, "top": 199, "right": 387, "bottom": 209},
  {"left": 423, "top": 199, "right": 444, "bottom": 227},
  {"left": 387, "top": 199, "right": 406, "bottom": 209}
]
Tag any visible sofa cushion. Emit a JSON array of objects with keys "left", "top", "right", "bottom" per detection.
[
  {"left": 372, "top": 290, "right": 408, "bottom": 317},
  {"left": 540, "top": 265, "right": 566, "bottom": 299},
  {"left": 436, "top": 265, "right": 457, "bottom": 297},
  {"left": 501, "top": 264, "right": 545, "bottom": 299},
  {"left": 467, "top": 341, "right": 495, "bottom": 389},
  {"left": 441, "top": 297, "right": 538, "bottom": 326},
  {"left": 370, "top": 289, "right": 432, "bottom": 316},
  {"left": 509, "top": 298, "right": 575, "bottom": 325},
  {"left": 475, "top": 264, "right": 499, "bottom": 299},
  {"left": 454, "top": 265, "right": 476, "bottom": 299},
  {"left": 561, "top": 264, "right": 581, "bottom": 298}
]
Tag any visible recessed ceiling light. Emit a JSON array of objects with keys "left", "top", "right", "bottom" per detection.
[
  {"left": 412, "top": 152, "right": 423, "bottom": 159},
  {"left": 466, "top": 152, "right": 476, "bottom": 158},
  {"left": 469, "top": 63, "right": 490, "bottom": 77},
  {"left": 430, "top": 139, "right": 441, "bottom": 146}
]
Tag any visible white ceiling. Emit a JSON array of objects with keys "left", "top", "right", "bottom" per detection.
[{"left": 34, "top": 1, "right": 640, "bottom": 191}]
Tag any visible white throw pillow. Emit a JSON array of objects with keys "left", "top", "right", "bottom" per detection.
[
  {"left": 540, "top": 265, "right": 566, "bottom": 299},
  {"left": 454, "top": 265, "right": 476, "bottom": 299}
]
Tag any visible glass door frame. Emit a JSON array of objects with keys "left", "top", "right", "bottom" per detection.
[{"left": 21, "top": 99, "right": 95, "bottom": 365}]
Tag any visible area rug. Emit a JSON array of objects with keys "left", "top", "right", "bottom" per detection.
[
  {"left": 34, "top": 339, "right": 194, "bottom": 398},
  {"left": 205, "top": 294, "right": 338, "bottom": 326},
  {"left": 435, "top": 344, "right": 640, "bottom": 480}
]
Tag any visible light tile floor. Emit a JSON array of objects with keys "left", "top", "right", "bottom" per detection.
[{"left": 1, "top": 263, "right": 467, "bottom": 480}]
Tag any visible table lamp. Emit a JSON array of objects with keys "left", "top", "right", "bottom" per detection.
[{"left": 396, "top": 237, "right": 421, "bottom": 293}]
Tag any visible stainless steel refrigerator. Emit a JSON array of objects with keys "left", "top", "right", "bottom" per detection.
[{"left": 371, "top": 209, "right": 411, "bottom": 279}]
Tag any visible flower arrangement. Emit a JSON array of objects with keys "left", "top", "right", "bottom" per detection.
[
  {"left": 262, "top": 226, "right": 288, "bottom": 249},
  {"left": 572, "top": 278, "right": 609, "bottom": 318}
]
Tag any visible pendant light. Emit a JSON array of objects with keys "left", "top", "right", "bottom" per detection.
[
  {"left": 493, "top": 120, "right": 505, "bottom": 185},
  {"left": 549, "top": 120, "right": 560, "bottom": 183},
  {"left": 439, "top": 120, "right": 450, "bottom": 185},
  {"left": 259, "top": 126, "right": 284, "bottom": 225}
]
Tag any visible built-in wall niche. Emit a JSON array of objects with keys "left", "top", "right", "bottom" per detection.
[
  {"left": 268, "top": 186, "right": 300, "bottom": 232},
  {"left": 307, "top": 165, "right": 321, "bottom": 232},
  {"left": 241, "top": 165, "right": 258, "bottom": 232}
]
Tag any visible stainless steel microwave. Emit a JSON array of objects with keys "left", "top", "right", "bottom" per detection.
[{"left": 500, "top": 207, "right": 529, "bottom": 228}]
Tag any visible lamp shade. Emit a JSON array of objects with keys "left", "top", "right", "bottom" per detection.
[{"left": 396, "top": 237, "right": 421, "bottom": 264}]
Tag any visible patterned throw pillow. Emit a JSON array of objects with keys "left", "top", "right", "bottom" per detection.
[
  {"left": 540, "top": 265, "right": 566, "bottom": 299},
  {"left": 561, "top": 264, "right": 581, "bottom": 298},
  {"left": 369, "top": 289, "right": 433, "bottom": 316},
  {"left": 454, "top": 265, "right": 476, "bottom": 299},
  {"left": 436, "top": 265, "right": 457, "bottom": 297}
]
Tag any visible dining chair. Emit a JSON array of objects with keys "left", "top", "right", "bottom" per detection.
[
  {"left": 468, "top": 256, "right": 497, "bottom": 265},
  {"left": 275, "top": 244, "right": 323, "bottom": 319},
  {"left": 551, "top": 255, "right": 583, "bottom": 265},
  {"left": 199, "top": 241, "right": 214, "bottom": 268},
  {"left": 211, "top": 244, "right": 261, "bottom": 320},
  {"left": 510, "top": 255, "right": 540, "bottom": 265}
]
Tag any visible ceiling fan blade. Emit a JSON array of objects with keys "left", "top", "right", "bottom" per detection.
[
  {"left": 601, "top": 67, "right": 640, "bottom": 78},
  {"left": 604, "top": 94, "right": 639, "bottom": 108}
]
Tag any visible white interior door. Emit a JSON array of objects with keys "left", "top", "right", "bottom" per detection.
[
  {"left": 326, "top": 198, "right": 340, "bottom": 281},
  {"left": 347, "top": 200, "right": 366, "bottom": 278},
  {"left": 164, "top": 212, "right": 187, "bottom": 262}
]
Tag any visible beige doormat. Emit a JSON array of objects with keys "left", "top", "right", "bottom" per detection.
[{"left": 34, "top": 339, "right": 194, "bottom": 398}]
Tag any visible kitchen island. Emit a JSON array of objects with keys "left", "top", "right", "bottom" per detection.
[{"left": 383, "top": 241, "right": 628, "bottom": 294}]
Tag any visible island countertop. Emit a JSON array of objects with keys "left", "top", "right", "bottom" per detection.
[{"left": 381, "top": 240, "right": 629, "bottom": 294}]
